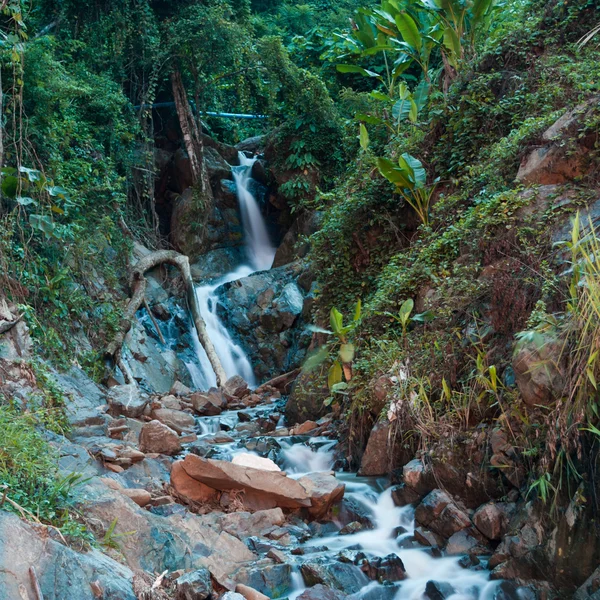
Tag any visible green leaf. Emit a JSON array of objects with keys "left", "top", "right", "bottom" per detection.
[
  {"left": 377, "top": 157, "right": 412, "bottom": 187},
  {"left": 398, "top": 298, "right": 414, "bottom": 325},
  {"left": 472, "top": 0, "right": 494, "bottom": 25},
  {"left": 336, "top": 64, "right": 382, "bottom": 79},
  {"left": 399, "top": 153, "right": 426, "bottom": 187},
  {"left": 394, "top": 12, "right": 422, "bottom": 51},
  {"left": 331, "top": 382, "right": 349, "bottom": 394},
  {"left": 369, "top": 91, "right": 391, "bottom": 101},
  {"left": 359, "top": 123, "right": 369, "bottom": 151},
  {"left": 409, "top": 98, "right": 418, "bottom": 123},
  {"left": 328, "top": 361, "right": 343, "bottom": 389},
  {"left": 330, "top": 307, "right": 344, "bottom": 336},
  {"left": 19, "top": 166, "right": 41, "bottom": 182},
  {"left": 339, "top": 343, "right": 355, "bottom": 363},
  {"left": 29, "top": 214, "right": 56, "bottom": 237},
  {"left": 442, "top": 26, "right": 461, "bottom": 65},
  {"left": 355, "top": 113, "right": 385, "bottom": 126},
  {"left": 17, "top": 196, "right": 37, "bottom": 207},
  {"left": 2, "top": 175, "right": 18, "bottom": 199},
  {"left": 412, "top": 310, "right": 435, "bottom": 323},
  {"left": 353, "top": 299, "right": 362, "bottom": 322},
  {"left": 413, "top": 79, "right": 430, "bottom": 111}
]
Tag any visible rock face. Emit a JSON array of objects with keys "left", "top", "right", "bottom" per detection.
[
  {"left": 171, "top": 460, "right": 218, "bottom": 503},
  {"left": 298, "top": 472, "right": 345, "bottom": 518},
  {"left": 358, "top": 420, "right": 391, "bottom": 476},
  {"left": 216, "top": 262, "right": 313, "bottom": 381},
  {"left": 175, "top": 568, "right": 212, "bottom": 600},
  {"left": 285, "top": 368, "right": 330, "bottom": 425},
  {"left": 517, "top": 98, "right": 599, "bottom": 185},
  {"left": 0, "top": 510, "right": 136, "bottom": 599},
  {"left": 139, "top": 420, "right": 182, "bottom": 455},
  {"left": 151, "top": 407, "right": 196, "bottom": 434},
  {"left": 513, "top": 334, "right": 565, "bottom": 407},
  {"left": 180, "top": 454, "right": 312, "bottom": 508}
]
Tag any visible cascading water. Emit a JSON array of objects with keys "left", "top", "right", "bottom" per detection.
[{"left": 188, "top": 152, "right": 276, "bottom": 389}]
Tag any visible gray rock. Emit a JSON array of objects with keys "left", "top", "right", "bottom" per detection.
[
  {"left": 107, "top": 384, "right": 149, "bottom": 418},
  {"left": 54, "top": 367, "right": 108, "bottom": 427},
  {"left": 298, "top": 584, "right": 348, "bottom": 599},
  {"left": 300, "top": 560, "right": 369, "bottom": 594},
  {"left": 175, "top": 568, "right": 212, "bottom": 600},
  {"left": 234, "top": 562, "right": 293, "bottom": 597},
  {"left": 425, "top": 580, "right": 455, "bottom": 600},
  {"left": 0, "top": 510, "right": 136, "bottom": 599}
]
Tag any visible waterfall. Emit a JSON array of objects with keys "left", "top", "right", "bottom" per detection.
[{"left": 188, "top": 152, "right": 276, "bottom": 389}]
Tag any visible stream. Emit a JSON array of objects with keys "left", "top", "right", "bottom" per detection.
[{"left": 186, "top": 153, "right": 503, "bottom": 599}]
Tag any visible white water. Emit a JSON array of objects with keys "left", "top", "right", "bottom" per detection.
[
  {"left": 188, "top": 152, "right": 276, "bottom": 389},
  {"left": 281, "top": 443, "right": 502, "bottom": 600}
]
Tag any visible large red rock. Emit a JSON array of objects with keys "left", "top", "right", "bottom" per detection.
[
  {"left": 358, "top": 420, "right": 391, "bottom": 477},
  {"left": 151, "top": 408, "right": 195, "bottom": 434},
  {"left": 298, "top": 472, "right": 345, "bottom": 518},
  {"left": 181, "top": 455, "right": 311, "bottom": 508},
  {"left": 139, "top": 420, "right": 182, "bottom": 455},
  {"left": 171, "top": 460, "right": 218, "bottom": 503}
]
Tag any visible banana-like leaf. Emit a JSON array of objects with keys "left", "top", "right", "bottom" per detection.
[
  {"left": 354, "top": 299, "right": 362, "bottom": 322},
  {"left": 328, "top": 361, "right": 343, "bottom": 388},
  {"left": 337, "top": 64, "right": 382, "bottom": 79},
  {"left": 359, "top": 124, "right": 369, "bottom": 151},
  {"left": 330, "top": 307, "right": 344, "bottom": 336},
  {"left": 399, "top": 153, "right": 426, "bottom": 187},
  {"left": 442, "top": 26, "right": 461, "bottom": 66},
  {"left": 394, "top": 12, "right": 422, "bottom": 51},
  {"left": 413, "top": 79, "right": 430, "bottom": 110},
  {"left": 399, "top": 298, "right": 414, "bottom": 324},
  {"left": 377, "top": 157, "right": 412, "bottom": 188},
  {"left": 355, "top": 113, "right": 385, "bottom": 126},
  {"left": 472, "top": 0, "right": 494, "bottom": 25}
]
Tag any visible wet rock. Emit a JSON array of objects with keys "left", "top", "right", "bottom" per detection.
[
  {"left": 267, "top": 548, "right": 287, "bottom": 564},
  {"left": 297, "top": 584, "right": 348, "bottom": 599},
  {"left": 107, "top": 384, "right": 149, "bottom": 418},
  {"left": 224, "top": 375, "right": 250, "bottom": 399},
  {"left": 403, "top": 459, "right": 435, "bottom": 496},
  {"left": 236, "top": 422, "right": 261, "bottom": 436},
  {"left": 513, "top": 334, "right": 565, "bottom": 407},
  {"left": 424, "top": 580, "right": 456, "bottom": 600},
  {"left": 445, "top": 529, "right": 491, "bottom": 556},
  {"left": 175, "top": 567, "right": 212, "bottom": 600},
  {"left": 300, "top": 560, "right": 369, "bottom": 594},
  {"left": 0, "top": 510, "right": 136, "bottom": 599},
  {"left": 204, "top": 146, "right": 232, "bottom": 183},
  {"left": 414, "top": 527, "right": 445, "bottom": 549},
  {"left": 171, "top": 460, "right": 218, "bottom": 503},
  {"left": 292, "top": 420, "right": 318, "bottom": 435},
  {"left": 222, "top": 594, "right": 245, "bottom": 600},
  {"left": 139, "top": 420, "right": 182, "bottom": 455},
  {"left": 180, "top": 454, "right": 311, "bottom": 508},
  {"left": 191, "top": 392, "right": 223, "bottom": 416},
  {"left": 360, "top": 554, "right": 407, "bottom": 582},
  {"left": 234, "top": 563, "right": 292, "bottom": 597},
  {"left": 298, "top": 472, "right": 345, "bottom": 518},
  {"left": 358, "top": 420, "right": 391, "bottom": 477},
  {"left": 161, "top": 395, "right": 184, "bottom": 410},
  {"left": 340, "top": 521, "right": 364, "bottom": 535},
  {"left": 574, "top": 565, "right": 600, "bottom": 599},
  {"left": 171, "top": 381, "right": 193, "bottom": 396},
  {"left": 415, "top": 490, "right": 472, "bottom": 539},
  {"left": 244, "top": 437, "right": 281, "bottom": 457},
  {"left": 473, "top": 502, "right": 515, "bottom": 541},
  {"left": 391, "top": 483, "right": 422, "bottom": 506},
  {"left": 151, "top": 408, "right": 196, "bottom": 434}
]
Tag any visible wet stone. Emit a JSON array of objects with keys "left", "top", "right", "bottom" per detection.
[
  {"left": 300, "top": 560, "right": 369, "bottom": 594},
  {"left": 339, "top": 521, "right": 363, "bottom": 535},
  {"left": 297, "top": 584, "right": 348, "bottom": 600},
  {"left": 175, "top": 567, "right": 212, "bottom": 600},
  {"left": 424, "top": 580, "right": 456, "bottom": 600},
  {"left": 360, "top": 554, "right": 407, "bottom": 583}
]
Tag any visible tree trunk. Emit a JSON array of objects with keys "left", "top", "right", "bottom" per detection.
[
  {"left": 106, "top": 250, "right": 227, "bottom": 387},
  {"left": 170, "top": 70, "right": 211, "bottom": 200}
]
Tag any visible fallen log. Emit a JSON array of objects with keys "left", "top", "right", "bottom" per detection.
[
  {"left": 105, "top": 250, "right": 227, "bottom": 386},
  {"left": 255, "top": 368, "right": 301, "bottom": 394}
]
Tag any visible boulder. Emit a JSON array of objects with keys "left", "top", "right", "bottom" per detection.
[
  {"left": 236, "top": 135, "right": 266, "bottom": 154},
  {"left": 285, "top": 369, "right": 330, "bottom": 425},
  {"left": 360, "top": 554, "right": 406, "bottom": 582},
  {"left": 171, "top": 460, "right": 218, "bottom": 503},
  {"left": 473, "top": 502, "right": 516, "bottom": 541},
  {"left": 191, "top": 392, "right": 223, "bottom": 416},
  {"left": 180, "top": 454, "right": 311, "bottom": 508},
  {"left": 0, "top": 510, "right": 136, "bottom": 599},
  {"left": 151, "top": 407, "right": 196, "bottom": 434},
  {"left": 292, "top": 420, "right": 318, "bottom": 435},
  {"left": 107, "top": 384, "right": 149, "bottom": 418},
  {"left": 139, "top": 420, "right": 182, "bottom": 455},
  {"left": 297, "top": 584, "right": 348, "bottom": 600},
  {"left": 224, "top": 375, "right": 249, "bottom": 399},
  {"left": 171, "top": 381, "right": 193, "bottom": 396},
  {"left": 424, "top": 580, "right": 456, "bottom": 600},
  {"left": 513, "top": 334, "right": 565, "bottom": 407},
  {"left": 234, "top": 563, "right": 292, "bottom": 597},
  {"left": 232, "top": 453, "right": 281, "bottom": 472},
  {"left": 402, "top": 459, "right": 435, "bottom": 496},
  {"left": 300, "top": 560, "right": 369, "bottom": 594},
  {"left": 175, "top": 568, "right": 212, "bottom": 600},
  {"left": 391, "top": 484, "right": 422, "bottom": 506},
  {"left": 415, "top": 490, "right": 471, "bottom": 539},
  {"left": 358, "top": 420, "right": 391, "bottom": 477},
  {"left": 445, "top": 529, "right": 490, "bottom": 556},
  {"left": 204, "top": 146, "right": 232, "bottom": 183},
  {"left": 297, "top": 472, "right": 345, "bottom": 518}
]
